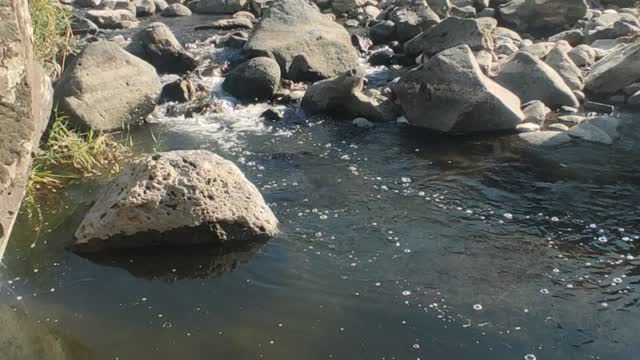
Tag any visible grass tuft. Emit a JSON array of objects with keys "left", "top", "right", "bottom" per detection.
[
  {"left": 28, "top": 0, "right": 76, "bottom": 76},
  {"left": 25, "top": 110, "right": 133, "bottom": 215}
]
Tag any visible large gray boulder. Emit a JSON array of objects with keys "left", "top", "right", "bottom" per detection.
[
  {"left": 194, "top": 0, "right": 248, "bottom": 13},
  {"left": 585, "top": 13, "right": 640, "bottom": 43},
  {"left": 544, "top": 42, "right": 584, "bottom": 91},
  {"left": 391, "top": 45, "right": 524, "bottom": 133},
  {"left": 222, "top": 57, "right": 281, "bottom": 101},
  {"left": 55, "top": 41, "right": 161, "bottom": 131},
  {"left": 585, "top": 42, "right": 640, "bottom": 95},
  {"left": 244, "top": 0, "right": 359, "bottom": 82},
  {"left": 0, "top": 0, "right": 53, "bottom": 260},
  {"left": 301, "top": 68, "right": 394, "bottom": 122},
  {"left": 126, "top": 22, "right": 197, "bottom": 74},
  {"left": 494, "top": 52, "right": 579, "bottom": 108},
  {"left": 404, "top": 16, "right": 495, "bottom": 57},
  {"left": 497, "top": 0, "right": 588, "bottom": 37},
  {"left": 72, "top": 150, "right": 279, "bottom": 252}
]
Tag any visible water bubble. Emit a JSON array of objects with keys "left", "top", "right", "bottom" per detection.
[
  {"left": 551, "top": 217, "right": 559, "bottom": 222},
  {"left": 589, "top": 224, "right": 597, "bottom": 228},
  {"left": 402, "top": 290, "right": 412, "bottom": 296},
  {"left": 524, "top": 355, "right": 536, "bottom": 360},
  {"left": 503, "top": 213, "right": 513, "bottom": 220},
  {"left": 473, "top": 304, "right": 483, "bottom": 311},
  {"left": 598, "top": 236, "right": 608, "bottom": 243},
  {"left": 613, "top": 278, "right": 623, "bottom": 284},
  {"left": 401, "top": 177, "right": 411, "bottom": 183},
  {"left": 412, "top": 344, "right": 421, "bottom": 349},
  {"left": 540, "top": 288, "right": 549, "bottom": 294}
]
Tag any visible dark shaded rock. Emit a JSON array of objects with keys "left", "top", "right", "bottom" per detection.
[
  {"left": 127, "top": 22, "right": 198, "bottom": 74},
  {"left": 159, "top": 78, "right": 196, "bottom": 103}
]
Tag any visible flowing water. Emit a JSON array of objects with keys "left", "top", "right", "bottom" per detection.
[{"left": 2, "top": 17, "right": 640, "bottom": 360}]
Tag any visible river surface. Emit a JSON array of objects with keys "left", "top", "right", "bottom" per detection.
[{"left": 2, "top": 16, "right": 640, "bottom": 360}]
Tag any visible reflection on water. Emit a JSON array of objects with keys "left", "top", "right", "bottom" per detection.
[{"left": 2, "top": 69, "right": 640, "bottom": 359}]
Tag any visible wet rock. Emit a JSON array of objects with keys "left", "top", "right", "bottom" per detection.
[
  {"left": 497, "top": 0, "right": 588, "bottom": 37},
  {"left": 86, "top": 9, "right": 138, "bottom": 29},
  {"left": 405, "top": 16, "right": 495, "bottom": 57},
  {"left": 161, "top": 3, "right": 191, "bottom": 16},
  {"left": 244, "top": 0, "right": 359, "bottom": 82},
  {"left": 136, "top": 0, "right": 156, "bottom": 16},
  {"left": 353, "top": 117, "right": 375, "bottom": 128},
  {"left": 194, "top": 0, "right": 248, "bottom": 13},
  {"left": 544, "top": 42, "right": 584, "bottom": 91},
  {"left": 369, "top": 20, "right": 396, "bottom": 44},
  {"left": 567, "top": 116, "right": 621, "bottom": 144},
  {"left": 301, "top": 68, "right": 394, "bottom": 122},
  {"left": 369, "top": 48, "right": 395, "bottom": 66},
  {"left": 0, "top": 0, "right": 54, "bottom": 259},
  {"left": 261, "top": 108, "right": 284, "bottom": 121},
  {"left": 72, "top": 150, "right": 279, "bottom": 252},
  {"left": 222, "top": 57, "right": 281, "bottom": 101},
  {"left": 55, "top": 41, "right": 161, "bottom": 131},
  {"left": 391, "top": 45, "right": 524, "bottom": 133},
  {"left": 585, "top": 42, "right": 640, "bottom": 95},
  {"left": 127, "top": 22, "right": 198, "bottom": 74},
  {"left": 518, "top": 130, "right": 572, "bottom": 147},
  {"left": 494, "top": 52, "right": 579, "bottom": 108},
  {"left": 159, "top": 78, "right": 196, "bottom": 103}
]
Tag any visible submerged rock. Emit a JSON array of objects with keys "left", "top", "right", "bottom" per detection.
[
  {"left": 222, "top": 57, "right": 281, "bottom": 101},
  {"left": 301, "top": 68, "right": 394, "bottom": 122},
  {"left": 391, "top": 45, "right": 524, "bottom": 133},
  {"left": 72, "top": 150, "right": 279, "bottom": 252},
  {"left": 244, "top": 0, "right": 359, "bottom": 82},
  {"left": 55, "top": 41, "right": 161, "bottom": 131}
]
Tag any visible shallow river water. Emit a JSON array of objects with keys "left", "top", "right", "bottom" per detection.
[{"left": 2, "top": 18, "right": 640, "bottom": 360}]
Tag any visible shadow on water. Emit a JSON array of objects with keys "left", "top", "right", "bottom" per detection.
[{"left": 78, "top": 241, "right": 266, "bottom": 282}]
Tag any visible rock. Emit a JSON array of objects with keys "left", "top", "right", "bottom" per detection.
[
  {"left": 344, "top": 19, "right": 360, "bottom": 28},
  {"left": 573, "top": 90, "right": 585, "bottom": 101},
  {"left": 568, "top": 44, "right": 596, "bottom": 67},
  {"left": 260, "top": 108, "right": 284, "bottom": 121},
  {"left": 369, "top": 48, "right": 395, "bottom": 66},
  {"left": 626, "top": 90, "right": 640, "bottom": 106},
  {"left": 451, "top": 4, "right": 476, "bottom": 17},
  {"left": 161, "top": 3, "right": 191, "bottom": 15},
  {"left": 353, "top": 117, "right": 375, "bottom": 128},
  {"left": 159, "top": 78, "right": 196, "bottom": 103},
  {"left": 548, "top": 29, "right": 584, "bottom": 46},
  {"left": 72, "top": 150, "right": 279, "bottom": 252},
  {"left": 388, "top": 0, "right": 441, "bottom": 43},
  {"left": 585, "top": 13, "right": 640, "bottom": 43},
  {"left": 429, "top": 0, "right": 452, "bottom": 17},
  {"left": 567, "top": 116, "right": 621, "bottom": 144},
  {"left": 391, "top": 45, "right": 523, "bottom": 133},
  {"left": 544, "top": 42, "right": 584, "bottom": 91},
  {"left": 474, "top": 49, "right": 493, "bottom": 75},
  {"left": 332, "top": 0, "right": 366, "bottom": 13},
  {"left": 497, "top": 0, "right": 588, "bottom": 37},
  {"left": 222, "top": 57, "right": 281, "bottom": 101},
  {"left": 0, "top": 0, "right": 54, "bottom": 259},
  {"left": 244, "top": 0, "right": 359, "bottom": 82},
  {"left": 301, "top": 68, "right": 394, "bottom": 122},
  {"left": 622, "top": 82, "right": 640, "bottom": 95},
  {"left": 494, "top": 52, "right": 579, "bottom": 108},
  {"left": 517, "top": 42, "right": 554, "bottom": 59},
  {"left": 516, "top": 122, "right": 541, "bottom": 132},
  {"left": 86, "top": 9, "right": 138, "bottom": 29},
  {"left": 77, "top": 0, "right": 101, "bottom": 7},
  {"left": 154, "top": 0, "right": 169, "bottom": 10},
  {"left": 557, "top": 115, "right": 586, "bottom": 124},
  {"left": 126, "top": 22, "right": 198, "bottom": 74},
  {"left": 194, "top": 0, "right": 248, "bottom": 13},
  {"left": 369, "top": 20, "right": 397, "bottom": 44},
  {"left": 404, "top": 16, "right": 495, "bottom": 57},
  {"left": 195, "top": 17, "right": 253, "bottom": 30},
  {"left": 136, "top": 0, "right": 155, "bottom": 15},
  {"left": 522, "top": 100, "right": 549, "bottom": 124},
  {"left": 70, "top": 15, "right": 100, "bottom": 35},
  {"left": 584, "top": 42, "right": 640, "bottom": 95},
  {"left": 55, "top": 41, "right": 161, "bottom": 131},
  {"left": 518, "top": 131, "right": 572, "bottom": 147},
  {"left": 547, "top": 123, "right": 569, "bottom": 131}
]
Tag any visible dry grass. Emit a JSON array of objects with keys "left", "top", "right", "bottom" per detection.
[{"left": 28, "top": 0, "right": 76, "bottom": 76}]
